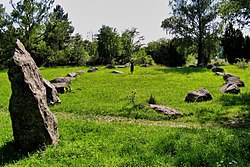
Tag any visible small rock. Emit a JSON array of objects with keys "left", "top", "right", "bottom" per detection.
[
  {"left": 66, "top": 72, "right": 77, "bottom": 78},
  {"left": 52, "top": 82, "right": 70, "bottom": 94},
  {"left": 118, "top": 65, "right": 127, "bottom": 68},
  {"left": 50, "top": 77, "right": 75, "bottom": 84},
  {"left": 111, "top": 70, "right": 124, "bottom": 74},
  {"left": 76, "top": 70, "right": 85, "bottom": 75},
  {"left": 88, "top": 67, "right": 98, "bottom": 72},
  {"left": 106, "top": 64, "right": 115, "bottom": 69},
  {"left": 212, "top": 67, "right": 224, "bottom": 73},
  {"left": 149, "top": 104, "right": 181, "bottom": 116}
]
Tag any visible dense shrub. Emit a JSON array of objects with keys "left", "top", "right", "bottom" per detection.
[{"left": 146, "top": 38, "right": 186, "bottom": 67}]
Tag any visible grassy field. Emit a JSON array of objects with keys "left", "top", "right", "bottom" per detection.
[{"left": 1, "top": 65, "right": 250, "bottom": 166}]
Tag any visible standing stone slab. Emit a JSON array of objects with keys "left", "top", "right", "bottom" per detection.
[{"left": 8, "top": 39, "right": 59, "bottom": 152}]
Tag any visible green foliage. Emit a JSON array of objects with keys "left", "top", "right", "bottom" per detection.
[
  {"left": 96, "top": 25, "right": 122, "bottom": 65},
  {"left": 131, "top": 49, "right": 154, "bottom": 65},
  {"left": 1, "top": 66, "right": 250, "bottom": 166},
  {"left": 148, "top": 95, "right": 156, "bottom": 104},
  {"left": 146, "top": 38, "right": 186, "bottom": 67},
  {"left": 220, "top": 0, "right": 250, "bottom": 27},
  {"left": 221, "top": 23, "right": 250, "bottom": 64},
  {"left": 119, "top": 28, "right": 144, "bottom": 64},
  {"left": 234, "top": 58, "right": 249, "bottom": 69},
  {"left": 161, "top": 0, "right": 222, "bottom": 65}
]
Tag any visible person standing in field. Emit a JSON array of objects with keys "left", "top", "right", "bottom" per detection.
[{"left": 130, "top": 60, "right": 134, "bottom": 74}]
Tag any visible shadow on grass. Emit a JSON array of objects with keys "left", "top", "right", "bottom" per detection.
[
  {"left": 155, "top": 67, "right": 208, "bottom": 75},
  {"left": 219, "top": 93, "right": 250, "bottom": 128},
  {"left": 0, "top": 141, "right": 39, "bottom": 166}
]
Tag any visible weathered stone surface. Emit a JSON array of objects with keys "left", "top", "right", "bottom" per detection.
[
  {"left": 221, "top": 83, "right": 240, "bottom": 94},
  {"left": 43, "top": 78, "right": 61, "bottom": 105},
  {"left": 111, "top": 70, "right": 124, "bottom": 74},
  {"left": 212, "top": 67, "right": 224, "bottom": 73},
  {"left": 106, "top": 64, "right": 115, "bottom": 69},
  {"left": 76, "top": 70, "right": 85, "bottom": 75},
  {"left": 52, "top": 82, "right": 70, "bottom": 94},
  {"left": 8, "top": 39, "right": 59, "bottom": 152},
  {"left": 88, "top": 67, "right": 99, "bottom": 72},
  {"left": 50, "top": 77, "right": 75, "bottom": 84},
  {"left": 223, "top": 73, "right": 238, "bottom": 81},
  {"left": 226, "top": 76, "right": 245, "bottom": 87},
  {"left": 66, "top": 72, "right": 77, "bottom": 78},
  {"left": 118, "top": 65, "right": 127, "bottom": 68},
  {"left": 185, "top": 88, "right": 213, "bottom": 102},
  {"left": 149, "top": 104, "right": 181, "bottom": 116},
  {"left": 215, "top": 72, "right": 224, "bottom": 76}
]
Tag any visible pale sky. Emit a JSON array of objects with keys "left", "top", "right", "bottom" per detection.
[{"left": 1, "top": 0, "right": 171, "bottom": 43}]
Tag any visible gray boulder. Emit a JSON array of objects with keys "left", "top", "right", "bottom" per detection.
[
  {"left": 149, "top": 104, "right": 181, "bottom": 116},
  {"left": 43, "top": 78, "right": 61, "bottom": 105},
  {"left": 52, "top": 82, "right": 70, "bottom": 94},
  {"left": 212, "top": 67, "right": 224, "bottom": 73},
  {"left": 185, "top": 88, "right": 213, "bottom": 102},
  {"left": 106, "top": 64, "right": 115, "bottom": 69},
  {"left": 66, "top": 72, "right": 78, "bottom": 78},
  {"left": 50, "top": 77, "right": 75, "bottom": 84},
  {"left": 226, "top": 77, "right": 245, "bottom": 87},
  {"left": 76, "top": 70, "right": 85, "bottom": 75},
  {"left": 221, "top": 83, "right": 240, "bottom": 94},
  {"left": 88, "top": 67, "right": 99, "bottom": 72},
  {"left": 223, "top": 73, "right": 239, "bottom": 81},
  {"left": 8, "top": 39, "right": 59, "bottom": 152}
]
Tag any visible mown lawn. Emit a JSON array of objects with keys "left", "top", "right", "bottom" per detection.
[{"left": 1, "top": 65, "right": 250, "bottom": 166}]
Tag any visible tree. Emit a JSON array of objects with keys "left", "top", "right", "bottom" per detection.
[
  {"left": 0, "top": 4, "right": 13, "bottom": 67},
  {"left": 221, "top": 23, "right": 245, "bottom": 63},
  {"left": 68, "top": 33, "right": 90, "bottom": 66},
  {"left": 161, "top": 0, "right": 221, "bottom": 66},
  {"left": 220, "top": 0, "right": 250, "bottom": 27},
  {"left": 10, "top": 0, "right": 55, "bottom": 66},
  {"left": 146, "top": 38, "right": 186, "bottom": 67},
  {"left": 119, "top": 28, "right": 144, "bottom": 64},
  {"left": 44, "top": 5, "right": 74, "bottom": 66},
  {"left": 96, "top": 25, "right": 122, "bottom": 65}
]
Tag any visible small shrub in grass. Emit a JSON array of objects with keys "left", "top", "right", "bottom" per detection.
[
  {"left": 234, "top": 58, "right": 249, "bottom": 69},
  {"left": 148, "top": 94, "right": 156, "bottom": 104}
]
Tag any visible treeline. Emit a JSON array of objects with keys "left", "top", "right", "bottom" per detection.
[{"left": 0, "top": 0, "right": 250, "bottom": 68}]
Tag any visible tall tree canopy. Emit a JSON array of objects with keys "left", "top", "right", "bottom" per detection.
[
  {"left": 9, "top": 0, "right": 55, "bottom": 66},
  {"left": 161, "top": 0, "right": 221, "bottom": 65},
  {"left": 221, "top": 0, "right": 250, "bottom": 27},
  {"left": 96, "top": 25, "right": 122, "bottom": 65}
]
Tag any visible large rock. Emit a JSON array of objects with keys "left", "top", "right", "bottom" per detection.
[
  {"left": 43, "top": 78, "right": 61, "bottom": 105},
  {"left": 8, "top": 39, "right": 59, "bottom": 152},
  {"left": 223, "top": 73, "right": 239, "bottom": 81},
  {"left": 221, "top": 83, "right": 240, "bottom": 94},
  {"left": 185, "top": 88, "right": 213, "bottom": 102},
  {"left": 226, "top": 76, "right": 245, "bottom": 87}
]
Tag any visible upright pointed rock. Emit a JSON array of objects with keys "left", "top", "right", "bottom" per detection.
[{"left": 8, "top": 39, "right": 59, "bottom": 152}]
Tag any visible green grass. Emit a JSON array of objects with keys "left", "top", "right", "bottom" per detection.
[{"left": 1, "top": 65, "right": 250, "bottom": 166}]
